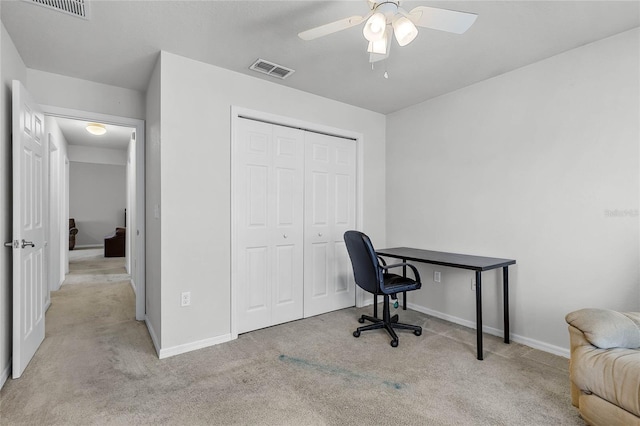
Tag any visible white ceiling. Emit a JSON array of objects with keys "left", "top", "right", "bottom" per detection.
[
  {"left": 55, "top": 117, "right": 133, "bottom": 150},
  {"left": 2, "top": 1, "right": 639, "bottom": 114}
]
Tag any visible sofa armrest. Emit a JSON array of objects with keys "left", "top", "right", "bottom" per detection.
[{"left": 566, "top": 308, "right": 640, "bottom": 349}]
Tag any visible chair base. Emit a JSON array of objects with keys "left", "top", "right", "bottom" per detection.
[{"left": 353, "top": 296, "right": 422, "bottom": 347}]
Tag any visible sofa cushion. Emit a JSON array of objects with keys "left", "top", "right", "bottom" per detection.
[
  {"left": 566, "top": 308, "right": 640, "bottom": 349},
  {"left": 571, "top": 345, "right": 640, "bottom": 418}
]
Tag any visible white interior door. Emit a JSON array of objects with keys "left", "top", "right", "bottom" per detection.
[
  {"left": 304, "top": 132, "right": 356, "bottom": 317},
  {"left": 235, "top": 119, "right": 304, "bottom": 333},
  {"left": 12, "top": 80, "right": 47, "bottom": 378}
]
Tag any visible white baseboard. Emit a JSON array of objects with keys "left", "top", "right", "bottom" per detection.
[
  {"left": 0, "top": 358, "right": 11, "bottom": 390},
  {"left": 509, "top": 333, "right": 570, "bottom": 358},
  {"left": 144, "top": 316, "right": 232, "bottom": 359},
  {"left": 145, "top": 315, "right": 161, "bottom": 357},
  {"left": 407, "top": 302, "right": 570, "bottom": 359},
  {"left": 158, "top": 334, "right": 233, "bottom": 359}
]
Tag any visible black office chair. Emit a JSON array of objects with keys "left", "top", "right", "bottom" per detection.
[{"left": 343, "top": 230, "right": 422, "bottom": 347}]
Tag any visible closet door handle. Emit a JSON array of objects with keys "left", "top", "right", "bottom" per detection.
[
  {"left": 318, "top": 233, "right": 322, "bottom": 237},
  {"left": 283, "top": 234, "right": 288, "bottom": 239}
]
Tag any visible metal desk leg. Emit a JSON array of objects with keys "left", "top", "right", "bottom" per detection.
[
  {"left": 476, "top": 271, "right": 483, "bottom": 360},
  {"left": 402, "top": 261, "right": 407, "bottom": 310},
  {"left": 503, "top": 266, "right": 510, "bottom": 344}
]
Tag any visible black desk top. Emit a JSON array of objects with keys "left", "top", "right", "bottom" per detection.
[{"left": 376, "top": 247, "right": 516, "bottom": 272}]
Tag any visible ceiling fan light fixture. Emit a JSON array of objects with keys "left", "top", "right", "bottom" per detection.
[
  {"left": 86, "top": 123, "right": 107, "bottom": 136},
  {"left": 367, "top": 31, "right": 389, "bottom": 55},
  {"left": 392, "top": 15, "right": 418, "bottom": 46},
  {"left": 363, "top": 12, "right": 386, "bottom": 42}
]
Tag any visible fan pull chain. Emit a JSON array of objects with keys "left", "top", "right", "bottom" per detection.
[{"left": 371, "top": 62, "right": 390, "bottom": 79}]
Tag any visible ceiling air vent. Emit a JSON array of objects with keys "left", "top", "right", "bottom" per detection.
[
  {"left": 249, "top": 59, "right": 295, "bottom": 80},
  {"left": 23, "top": 0, "right": 90, "bottom": 19}
]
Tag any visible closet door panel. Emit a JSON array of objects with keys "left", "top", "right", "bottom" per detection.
[
  {"left": 271, "top": 126, "right": 304, "bottom": 324},
  {"left": 236, "top": 119, "right": 304, "bottom": 333},
  {"left": 304, "top": 132, "right": 356, "bottom": 317}
]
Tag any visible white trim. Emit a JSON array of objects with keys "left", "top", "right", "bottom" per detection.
[
  {"left": 145, "top": 315, "right": 160, "bottom": 357},
  {"left": 510, "top": 333, "right": 570, "bottom": 359},
  {"left": 41, "top": 105, "right": 146, "bottom": 321},
  {"left": 0, "top": 357, "right": 11, "bottom": 390},
  {"left": 407, "top": 302, "right": 570, "bottom": 359},
  {"left": 158, "top": 334, "right": 233, "bottom": 359},
  {"left": 230, "top": 106, "right": 365, "bottom": 338}
]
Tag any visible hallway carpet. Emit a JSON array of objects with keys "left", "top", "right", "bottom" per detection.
[{"left": 0, "top": 250, "right": 583, "bottom": 425}]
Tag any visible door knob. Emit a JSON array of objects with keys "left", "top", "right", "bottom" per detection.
[
  {"left": 4, "top": 241, "right": 14, "bottom": 248},
  {"left": 21, "top": 239, "right": 35, "bottom": 248},
  {"left": 318, "top": 233, "right": 322, "bottom": 237},
  {"left": 283, "top": 234, "right": 288, "bottom": 239}
]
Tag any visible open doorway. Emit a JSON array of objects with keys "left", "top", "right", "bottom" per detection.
[{"left": 43, "top": 106, "right": 145, "bottom": 321}]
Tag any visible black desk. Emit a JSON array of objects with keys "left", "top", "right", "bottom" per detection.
[{"left": 376, "top": 247, "right": 516, "bottom": 360}]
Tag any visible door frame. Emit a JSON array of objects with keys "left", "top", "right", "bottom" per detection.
[
  {"left": 230, "top": 106, "right": 364, "bottom": 340},
  {"left": 41, "top": 105, "right": 146, "bottom": 321},
  {"left": 46, "top": 133, "right": 59, "bottom": 305}
]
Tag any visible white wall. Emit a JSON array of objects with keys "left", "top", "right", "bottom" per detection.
[
  {"left": 26, "top": 69, "right": 145, "bottom": 120},
  {"left": 67, "top": 145, "right": 127, "bottom": 166},
  {"left": 152, "top": 51, "right": 386, "bottom": 354},
  {"left": 145, "top": 55, "right": 162, "bottom": 349},
  {"left": 67, "top": 144, "right": 128, "bottom": 247},
  {"left": 69, "top": 162, "right": 126, "bottom": 247},
  {"left": 0, "top": 21, "right": 27, "bottom": 389},
  {"left": 386, "top": 28, "right": 640, "bottom": 355}
]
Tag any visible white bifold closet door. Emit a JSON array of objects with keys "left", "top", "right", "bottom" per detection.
[
  {"left": 235, "top": 118, "right": 356, "bottom": 334},
  {"left": 303, "top": 132, "right": 356, "bottom": 317},
  {"left": 236, "top": 119, "right": 305, "bottom": 334}
]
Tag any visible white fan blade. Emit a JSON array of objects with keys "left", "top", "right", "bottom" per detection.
[
  {"left": 409, "top": 6, "right": 477, "bottom": 34},
  {"left": 298, "top": 15, "right": 366, "bottom": 41}
]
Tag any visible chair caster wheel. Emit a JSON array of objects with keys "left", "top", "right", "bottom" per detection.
[
  {"left": 414, "top": 329, "right": 422, "bottom": 336},
  {"left": 390, "top": 340, "right": 398, "bottom": 347},
  {"left": 353, "top": 330, "right": 361, "bottom": 338},
  {"left": 358, "top": 317, "right": 365, "bottom": 324}
]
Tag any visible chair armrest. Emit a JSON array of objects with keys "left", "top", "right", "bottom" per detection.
[
  {"left": 377, "top": 255, "right": 387, "bottom": 266},
  {"left": 381, "top": 262, "right": 421, "bottom": 282},
  {"left": 565, "top": 308, "right": 640, "bottom": 349}
]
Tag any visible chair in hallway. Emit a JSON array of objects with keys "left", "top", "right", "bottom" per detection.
[
  {"left": 104, "top": 227, "right": 126, "bottom": 257},
  {"left": 343, "top": 230, "right": 422, "bottom": 347}
]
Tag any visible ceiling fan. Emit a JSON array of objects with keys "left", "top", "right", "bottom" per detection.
[{"left": 298, "top": 1, "right": 478, "bottom": 63}]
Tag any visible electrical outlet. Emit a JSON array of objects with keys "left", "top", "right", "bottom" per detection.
[
  {"left": 434, "top": 271, "right": 441, "bottom": 283},
  {"left": 181, "top": 291, "right": 191, "bottom": 307},
  {"left": 471, "top": 278, "right": 476, "bottom": 291}
]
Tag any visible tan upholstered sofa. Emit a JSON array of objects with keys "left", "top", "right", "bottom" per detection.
[{"left": 566, "top": 308, "right": 640, "bottom": 426}]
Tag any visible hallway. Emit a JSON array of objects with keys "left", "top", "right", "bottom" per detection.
[{"left": 0, "top": 249, "right": 155, "bottom": 424}]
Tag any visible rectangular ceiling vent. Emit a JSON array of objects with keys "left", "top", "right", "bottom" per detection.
[
  {"left": 23, "top": 0, "right": 90, "bottom": 20},
  {"left": 249, "top": 59, "right": 295, "bottom": 80}
]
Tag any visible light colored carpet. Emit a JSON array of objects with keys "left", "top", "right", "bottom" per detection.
[
  {"left": 0, "top": 251, "right": 584, "bottom": 425},
  {"left": 63, "top": 248, "right": 130, "bottom": 285}
]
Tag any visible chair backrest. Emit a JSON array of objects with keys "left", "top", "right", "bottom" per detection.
[{"left": 343, "top": 230, "right": 381, "bottom": 294}]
